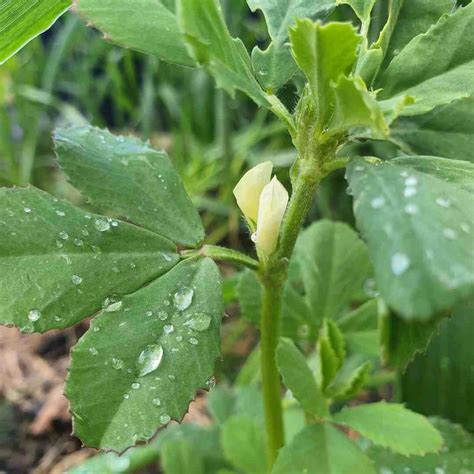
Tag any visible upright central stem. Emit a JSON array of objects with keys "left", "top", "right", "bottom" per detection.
[{"left": 259, "top": 158, "right": 324, "bottom": 470}]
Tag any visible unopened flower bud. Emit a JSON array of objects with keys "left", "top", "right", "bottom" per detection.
[
  {"left": 233, "top": 161, "right": 273, "bottom": 226},
  {"left": 256, "top": 176, "right": 289, "bottom": 256}
]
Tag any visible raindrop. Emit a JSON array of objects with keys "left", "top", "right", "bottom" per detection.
[
  {"left": 28, "top": 309, "right": 41, "bottom": 322},
  {"left": 391, "top": 253, "right": 410, "bottom": 275},
  {"left": 89, "top": 347, "right": 98, "bottom": 356},
  {"left": 184, "top": 313, "right": 211, "bottom": 332},
  {"left": 123, "top": 393, "right": 130, "bottom": 400},
  {"left": 111, "top": 357, "right": 124, "bottom": 370},
  {"left": 59, "top": 231, "right": 69, "bottom": 240},
  {"left": 163, "top": 324, "right": 174, "bottom": 334},
  {"left": 102, "top": 296, "right": 123, "bottom": 312},
  {"left": 250, "top": 232, "right": 257, "bottom": 243},
  {"left": 81, "top": 229, "right": 90, "bottom": 237},
  {"left": 56, "top": 210, "right": 66, "bottom": 217},
  {"left": 111, "top": 221, "right": 119, "bottom": 227},
  {"left": 188, "top": 337, "right": 199, "bottom": 346},
  {"left": 24, "top": 207, "right": 31, "bottom": 213},
  {"left": 145, "top": 310, "right": 153, "bottom": 317},
  {"left": 370, "top": 197, "right": 385, "bottom": 209},
  {"left": 73, "top": 238, "right": 84, "bottom": 247},
  {"left": 205, "top": 376, "right": 216, "bottom": 389},
  {"left": 173, "top": 287, "right": 193, "bottom": 311},
  {"left": 137, "top": 344, "right": 164, "bottom": 377},
  {"left": 443, "top": 228, "right": 457, "bottom": 240},
  {"left": 56, "top": 240, "right": 64, "bottom": 249},
  {"left": 404, "top": 204, "right": 419, "bottom": 215},
  {"left": 158, "top": 311, "right": 168, "bottom": 321},
  {"left": 405, "top": 176, "right": 417, "bottom": 187},
  {"left": 159, "top": 414, "right": 171, "bottom": 425},
  {"left": 435, "top": 197, "right": 450, "bottom": 208},
  {"left": 72, "top": 275, "right": 83, "bottom": 285},
  {"left": 152, "top": 397, "right": 161, "bottom": 406},
  {"left": 175, "top": 335, "right": 183, "bottom": 342},
  {"left": 94, "top": 218, "right": 111, "bottom": 232},
  {"left": 131, "top": 382, "right": 140, "bottom": 390},
  {"left": 403, "top": 187, "right": 417, "bottom": 198}
]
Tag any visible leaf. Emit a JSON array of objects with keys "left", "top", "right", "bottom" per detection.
[
  {"left": 247, "top": 0, "right": 336, "bottom": 91},
  {"left": 0, "top": 0, "right": 71, "bottom": 65},
  {"left": 276, "top": 338, "right": 328, "bottom": 417},
  {"left": 316, "top": 320, "right": 346, "bottom": 391},
  {"left": 206, "top": 385, "right": 236, "bottom": 424},
  {"left": 402, "top": 304, "right": 474, "bottom": 431},
  {"left": 338, "top": 299, "right": 379, "bottom": 356},
  {"left": 74, "top": 0, "right": 195, "bottom": 67},
  {"left": 336, "top": 0, "right": 376, "bottom": 24},
  {"left": 379, "top": 307, "right": 446, "bottom": 370},
  {"left": 221, "top": 415, "right": 267, "bottom": 474},
  {"left": 178, "top": 0, "right": 268, "bottom": 106},
  {"left": 378, "top": 3, "right": 474, "bottom": 115},
  {"left": 346, "top": 157, "right": 474, "bottom": 320},
  {"left": 327, "top": 360, "right": 372, "bottom": 400},
  {"left": 272, "top": 423, "right": 376, "bottom": 474},
  {"left": 0, "top": 187, "right": 178, "bottom": 333},
  {"left": 290, "top": 20, "right": 361, "bottom": 127},
  {"left": 161, "top": 438, "right": 205, "bottom": 474},
  {"left": 380, "top": 0, "right": 455, "bottom": 70},
  {"left": 391, "top": 96, "right": 474, "bottom": 163},
  {"left": 368, "top": 417, "right": 474, "bottom": 474},
  {"left": 66, "top": 257, "right": 223, "bottom": 450},
  {"left": 294, "top": 220, "right": 371, "bottom": 322},
  {"left": 334, "top": 402, "right": 443, "bottom": 456},
  {"left": 328, "top": 75, "right": 388, "bottom": 137},
  {"left": 54, "top": 126, "right": 204, "bottom": 248}
]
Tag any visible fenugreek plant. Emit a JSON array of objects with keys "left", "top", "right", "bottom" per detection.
[{"left": 2, "top": 0, "right": 474, "bottom": 472}]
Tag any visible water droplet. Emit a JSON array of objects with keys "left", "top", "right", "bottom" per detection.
[
  {"left": 391, "top": 253, "right": 410, "bottom": 275},
  {"left": 205, "top": 376, "right": 216, "bottom": 389},
  {"left": 72, "top": 274, "right": 83, "bottom": 285},
  {"left": 164, "top": 324, "right": 175, "bottom": 335},
  {"left": 89, "top": 347, "right": 98, "bottom": 356},
  {"left": 94, "top": 218, "right": 111, "bottom": 232},
  {"left": 111, "top": 221, "right": 119, "bottom": 227},
  {"left": 56, "top": 240, "right": 64, "bottom": 249},
  {"left": 158, "top": 311, "right": 168, "bottom": 321},
  {"left": 370, "top": 197, "right": 385, "bottom": 209},
  {"left": 153, "top": 397, "right": 161, "bottom": 406},
  {"left": 73, "top": 238, "right": 84, "bottom": 247},
  {"left": 405, "top": 176, "right": 417, "bottom": 187},
  {"left": 404, "top": 203, "right": 419, "bottom": 215},
  {"left": 123, "top": 393, "right": 130, "bottom": 400},
  {"left": 58, "top": 231, "right": 69, "bottom": 240},
  {"left": 131, "top": 382, "right": 140, "bottom": 390},
  {"left": 258, "top": 66, "right": 268, "bottom": 77},
  {"left": 443, "top": 228, "right": 457, "bottom": 240},
  {"left": 103, "top": 296, "right": 123, "bottom": 312},
  {"left": 250, "top": 232, "right": 257, "bottom": 243},
  {"left": 188, "top": 337, "right": 199, "bottom": 345},
  {"left": 145, "top": 310, "right": 153, "bottom": 317},
  {"left": 435, "top": 197, "right": 450, "bottom": 208},
  {"left": 159, "top": 414, "right": 171, "bottom": 424},
  {"left": 56, "top": 210, "right": 66, "bottom": 217},
  {"left": 184, "top": 313, "right": 211, "bottom": 332},
  {"left": 173, "top": 287, "right": 193, "bottom": 311},
  {"left": 168, "top": 374, "right": 176, "bottom": 381},
  {"left": 54, "top": 316, "right": 62, "bottom": 322},
  {"left": 28, "top": 309, "right": 41, "bottom": 321},
  {"left": 81, "top": 229, "right": 90, "bottom": 237},
  {"left": 111, "top": 357, "right": 124, "bottom": 370},
  {"left": 93, "top": 326, "right": 100, "bottom": 332},
  {"left": 363, "top": 278, "right": 379, "bottom": 297},
  {"left": 176, "top": 335, "right": 183, "bottom": 342},
  {"left": 137, "top": 344, "right": 164, "bottom": 376},
  {"left": 297, "top": 324, "right": 310, "bottom": 338},
  {"left": 404, "top": 186, "right": 417, "bottom": 198}
]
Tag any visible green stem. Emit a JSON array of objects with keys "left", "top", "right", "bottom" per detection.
[
  {"left": 180, "top": 245, "right": 259, "bottom": 271},
  {"left": 260, "top": 274, "right": 285, "bottom": 469},
  {"left": 259, "top": 158, "right": 325, "bottom": 470}
]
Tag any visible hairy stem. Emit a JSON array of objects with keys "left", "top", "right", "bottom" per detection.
[
  {"left": 259, "top": 158, "right": 324, "bottom": 469},
  {"left": 180, "top": 245, "right": 259, "bottom": 271}
]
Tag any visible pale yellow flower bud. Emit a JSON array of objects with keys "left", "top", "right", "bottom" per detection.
[
  {"left": 256, "top": 176, "right": 289, "bottom": 256},
  {"left": 233, "top": 161, "right": 273, "bottom": 225}
]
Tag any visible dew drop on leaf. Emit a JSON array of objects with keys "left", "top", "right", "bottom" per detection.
[
  {"left": 28, "top": 309, "right": 41, "bottom": 322},
  {"left": 131, "top": 382, "right": 140, "bottom": 390},
  {"left": 188, "top": 337, "right": 199, "bottom": 345},
  {"left": 137, "top": 344, "right": 164, "bottom": 377},
  {"left": 102, "top": 296, "right": 123, "bottom": 312},
  {"left": 89, "top": 347, "right": 98, "bottom": 356},
  {"left": 184, "top": 313, "right": 212, "bottom": 332},
  {"left": 71, "top": 274, "right": 83, "bottom": 285},
  {"left": 159, "top": 414, "right": 171, "bottom": 424},
  {"left": 173, "top": 287, "right": 193, "bottom": 311},
  {"left": 370, "top": 196, "right": 385, "bottom": 209},
  {"left": 111, "top": 357, "right": 124, "bottom": 370},
  {"left": 94, "top": 218, "right": 111, "bottom": 232},
  {"left": 152, "top": 397, "right": 161, "bottom": 406},
  {"left": 391, "top": 253, "right": 410, "bottom": 275},
  {"left": 158, "top": 311, "right": 168, "bottom": 321},
  {"left": 163, "top": 324, "right": 174, "bottom": 335},
  {"left": 58, "top": 231, "right": 69, "bottom": 240},
  {"left": 56, "top": 210, "right": 66, "bottom": 217}
]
